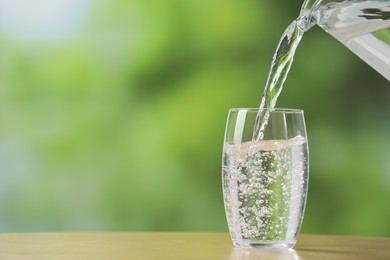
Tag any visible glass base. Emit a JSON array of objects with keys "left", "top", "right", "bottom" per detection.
[{"left": 233, "top": 239, "right": 296, "bottom": 249}]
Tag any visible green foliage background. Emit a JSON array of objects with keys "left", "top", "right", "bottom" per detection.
[{"left": 0, "top": 0, "right": 389, "bottom": 236}]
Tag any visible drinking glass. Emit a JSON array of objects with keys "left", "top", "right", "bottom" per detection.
[{"left": 222, "top": 108, "right": 309, "bottom": 249}]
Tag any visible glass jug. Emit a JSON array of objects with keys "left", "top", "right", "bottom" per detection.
[{"left": 300, "top": 0, "right": 390, "bottom": 81}]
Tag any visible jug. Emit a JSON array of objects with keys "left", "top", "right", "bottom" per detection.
[
  {"left": 253, "top": 0, "right": 389, "bottom": 141},
  {"left": 300, "top": 0, "right": 390, "bottom": 81}
]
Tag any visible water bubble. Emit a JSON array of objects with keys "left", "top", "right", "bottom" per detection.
[{"left": 256, "top": 199, "right": 264, "bottom": 205}]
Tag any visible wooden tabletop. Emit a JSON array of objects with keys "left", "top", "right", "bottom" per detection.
[{"left": 0, "top": 232, "right": 389, "bottom": 259}]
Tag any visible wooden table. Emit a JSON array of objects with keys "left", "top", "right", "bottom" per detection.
[{"left": 0, "top": 232, "right": 389, "bottom": 259}]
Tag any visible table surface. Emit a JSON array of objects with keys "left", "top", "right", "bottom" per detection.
[{"left": 0, "top": 232, "right": 389, "bottom": 260}]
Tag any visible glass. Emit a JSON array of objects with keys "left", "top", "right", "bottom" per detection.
[{"left": 222, "top": 108, "right": 309, "bottom": 249}]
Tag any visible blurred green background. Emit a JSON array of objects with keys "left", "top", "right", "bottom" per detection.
[{"left": 0, "top": 0, "right": 389, "bottom": 236}]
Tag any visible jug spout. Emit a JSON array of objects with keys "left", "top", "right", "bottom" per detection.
[{"left": 300, "top": 0, "right": 342, "bottom": 15}]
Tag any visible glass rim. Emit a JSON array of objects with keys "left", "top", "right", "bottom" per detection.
[{"left": 229, "top": 108, "right": 304, "bottom": 113}]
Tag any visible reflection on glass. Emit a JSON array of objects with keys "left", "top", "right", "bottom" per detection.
[{"left": 229, "top": 247, "right": 301, "bottom": 260}]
